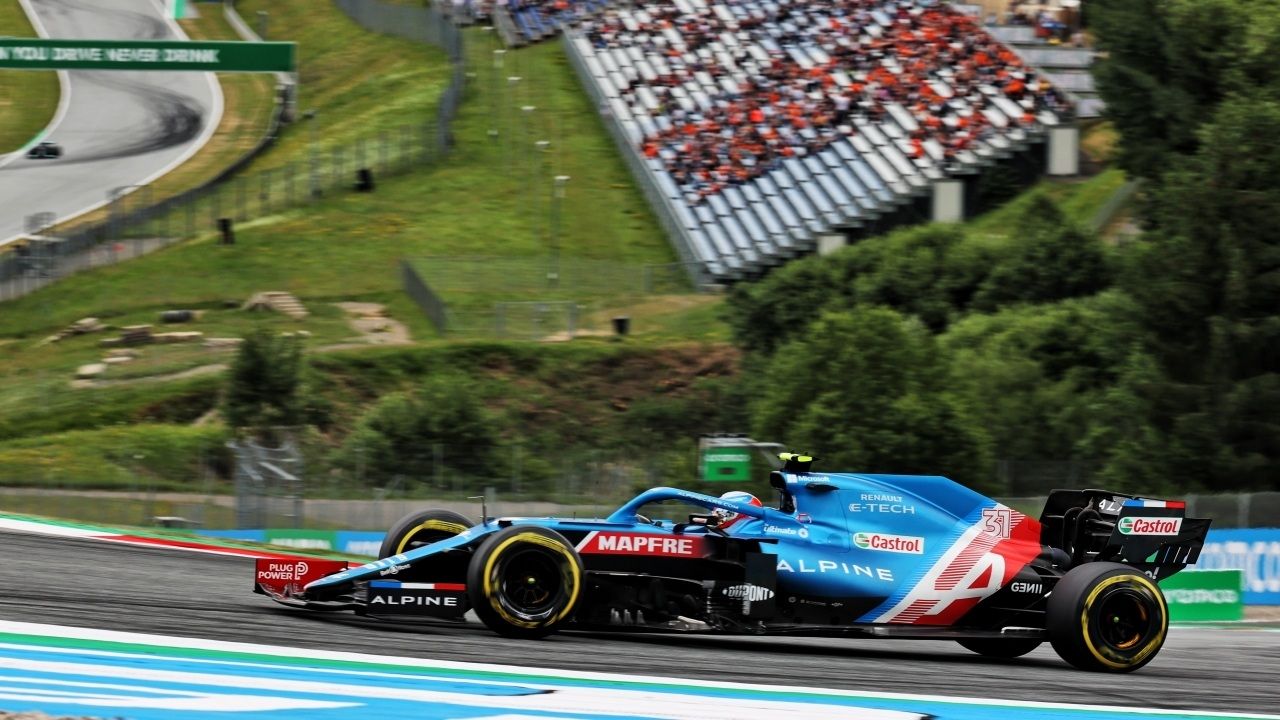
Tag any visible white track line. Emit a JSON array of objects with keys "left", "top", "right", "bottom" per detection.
[{"left": 1, "top": 621, "right": 1277, "bottom": 720}]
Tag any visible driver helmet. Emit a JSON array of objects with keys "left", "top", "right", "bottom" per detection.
[{"left": 713, "top": 490, "right": 762, "bottom": 529}]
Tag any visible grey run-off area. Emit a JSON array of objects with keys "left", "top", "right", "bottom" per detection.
[
  {"left": 0, "top": 529, "right": 1275, "bottom": 715},
  {"left": 0, "top": 0, "right": 221, "bottom": 245}
]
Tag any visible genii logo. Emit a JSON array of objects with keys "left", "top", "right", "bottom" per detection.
[
  {"left": 1118, "top": 517, "right": 1182, "bottom": 536},
  {"left": 853, "top": 532, "right": 924, "bottom": 554}
]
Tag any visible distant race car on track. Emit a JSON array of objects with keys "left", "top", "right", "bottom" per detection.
[
  {"left": 26, "top": 141, "right": 62, "bottom": 160},
  {"left": 254, "top": 454, "right": 1210, "bottom": 673}
]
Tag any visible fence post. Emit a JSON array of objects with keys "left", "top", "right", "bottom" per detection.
[
  {"left": 335, "top": 147, "right": 345, "bottom": 191},
  {"left": 379, "top": 130, "right": 388, "bottom": 174}
]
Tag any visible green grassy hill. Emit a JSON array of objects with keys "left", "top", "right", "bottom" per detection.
[{"left": 0, "top": 2, "right": 59, "bottom": 153}]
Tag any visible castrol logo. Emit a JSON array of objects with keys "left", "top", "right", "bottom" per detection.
[
  {"left": 1118, "top": 516, "right": 1182, "bottom": 536},
  {"left": 853, "top": 532, "right": 924, "bottom": 554}
]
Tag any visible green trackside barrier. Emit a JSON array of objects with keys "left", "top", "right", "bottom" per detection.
[{"left": 1161, "top": 569, "right": 1244, "bottom": 622}]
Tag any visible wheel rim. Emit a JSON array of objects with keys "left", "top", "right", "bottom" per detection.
[
  {"left": 1094, "top": 586, "right": 1158, "bottom": 654},
  {"left": 495, "top": 548, "right": 566, "bottom": 622},
  {"left": 396, "top": 518, "right": 469, "bottom": 554}
]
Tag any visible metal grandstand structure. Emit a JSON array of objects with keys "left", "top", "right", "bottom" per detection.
[{"left": 557, "top": 1, "right": 1081, "bottom": 284}]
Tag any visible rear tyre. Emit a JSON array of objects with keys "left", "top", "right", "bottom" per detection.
[
  {"left": 467, "top": 526, "right": 583, "bottom": 639},
  {"left": 379, "top": 509, "right": 473, "bottom": 558},
  {"left": 1047, "top": 562, "right": 1168, "bottom": 672},
  {"left": 956, "top": 638, "right": 1042, "bottom": 659}
]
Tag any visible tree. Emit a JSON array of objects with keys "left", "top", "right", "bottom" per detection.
[
  {"left": 750, "top": 308, "right": 989, "bottom": 487},
  {"left": 1090, "top": 0, "right": 1273, "bottom": 181},
  {"left": 333, "top": 372, "right": 502, "bottom": 485},
  {"left": 1118, "top": 97, "right": 1280, "bottom": 489},
  {"left": 724, "top": 224, "right": 993, "bottom": 356},
  {"left": 974, "top": 195, "right": 1110, "bottom": 309},
  {"left": 222, "top": 330, "right": 304, "bottom": 435},
  {"left": 943, "top": 292, "right": 1152, "bottom": 488}
]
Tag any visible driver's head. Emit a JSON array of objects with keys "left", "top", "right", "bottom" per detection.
[{"left": 713, "top": 490, "right": 762, "bottom": 529}]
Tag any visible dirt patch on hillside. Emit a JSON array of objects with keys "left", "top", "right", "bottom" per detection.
[
  {"left": 330, "top": 302, "right": 412, "bottom": 347},
  {"left": 486, "top": 344, "right": 741, "bottom": 445},
  {"left": 70, "top": 363, "right": 228, "bottom": 389}
]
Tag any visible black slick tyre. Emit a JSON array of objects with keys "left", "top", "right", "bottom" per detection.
[
  {"left": 1047, "top": 562, "right": 1168, "bottom": 672},
  {"left": 467, "top": 525, "right": 584, "bottom": 639},
  {"left": 379, "top": 509, "right": 473, "bottom": 558},
  {"left": 956, "top": 638, "right": 1042, "bottom": 659}
]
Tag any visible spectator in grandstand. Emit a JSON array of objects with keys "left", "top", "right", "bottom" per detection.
[{"left": 579, "top": 0, "right": 1067, "bottom": 202}]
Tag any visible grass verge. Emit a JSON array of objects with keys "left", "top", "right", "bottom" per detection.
[
  {"left": 0, "top": 1, "right": 59, "bottom": 153},
  {"left": 235, "top": 0, "right": 451, "bottom": 175}
]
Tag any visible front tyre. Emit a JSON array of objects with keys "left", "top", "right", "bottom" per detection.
[
  {"left": 1047, "top": 563, "right": 1168, "bottom": 672},
  {"left": 467, "top": 526, "right": 583, "bottom": 639},
  {"left": 956, "top": 638, "right": 1042, "bottom": 659},
  {"left": 379, "top": 509, "right": 473, "bottom": 558}
]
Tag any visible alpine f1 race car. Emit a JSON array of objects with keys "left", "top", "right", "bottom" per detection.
[
  {"left": 25, "top": 141, "right": 62, "bottom": 160},
  {"left": 254, "top": 454, "right": 1210, "bottom": 672}
]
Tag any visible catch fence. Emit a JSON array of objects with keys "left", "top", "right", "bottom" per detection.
[{"left": 401, "top": 256, "right": 706, "bottom": 337}]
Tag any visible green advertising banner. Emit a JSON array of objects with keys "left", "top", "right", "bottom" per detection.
[
  {"left": 264, "top": 529, "right": 335, "bottom": 551},
  {"left": 1160, "top": 569, "right": 1244, "bottom": 622},
  {"left": 701, "top": 447, "right": 753, "bottom": 482},
  {"left": 0, "top": 39, "right": 296, "bottom": 73}
]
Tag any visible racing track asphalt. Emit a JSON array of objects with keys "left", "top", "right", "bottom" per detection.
[
  {"left": 0, "top": 530, "right": 1275, "bottom": 716},
  {"left": 0, "top": 0, "right": 221, "bottom": 245}
]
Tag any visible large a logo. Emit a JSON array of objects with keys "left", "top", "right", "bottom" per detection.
[
  {"left": 1118, "top": 516, "right": 1182, "bottom": 536},
  {"left": 853, "top": 532, "right": 924, "bottom": 554}
]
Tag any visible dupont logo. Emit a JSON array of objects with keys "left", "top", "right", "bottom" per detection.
[
  {"left": 1118, "top": 516, "right": 1182, "bottom": 536},
  {"left": 853, "top": 532, "right": 924, "bottom": 554},
  {"left": 722, "top": 584, "right": 775, "bottom": 602}
]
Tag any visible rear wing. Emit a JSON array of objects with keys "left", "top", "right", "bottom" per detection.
[{"left": 1039, "top": 489, "right": 1211, "bottom": 580}]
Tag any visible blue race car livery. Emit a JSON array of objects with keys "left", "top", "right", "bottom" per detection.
[{"left": 254, "top": 455, "right": 1210, "bottom": 672}]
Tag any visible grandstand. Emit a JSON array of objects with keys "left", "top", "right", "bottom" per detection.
[{"left": 416, "top": 1, "right": 1083, "bottom": 284}]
